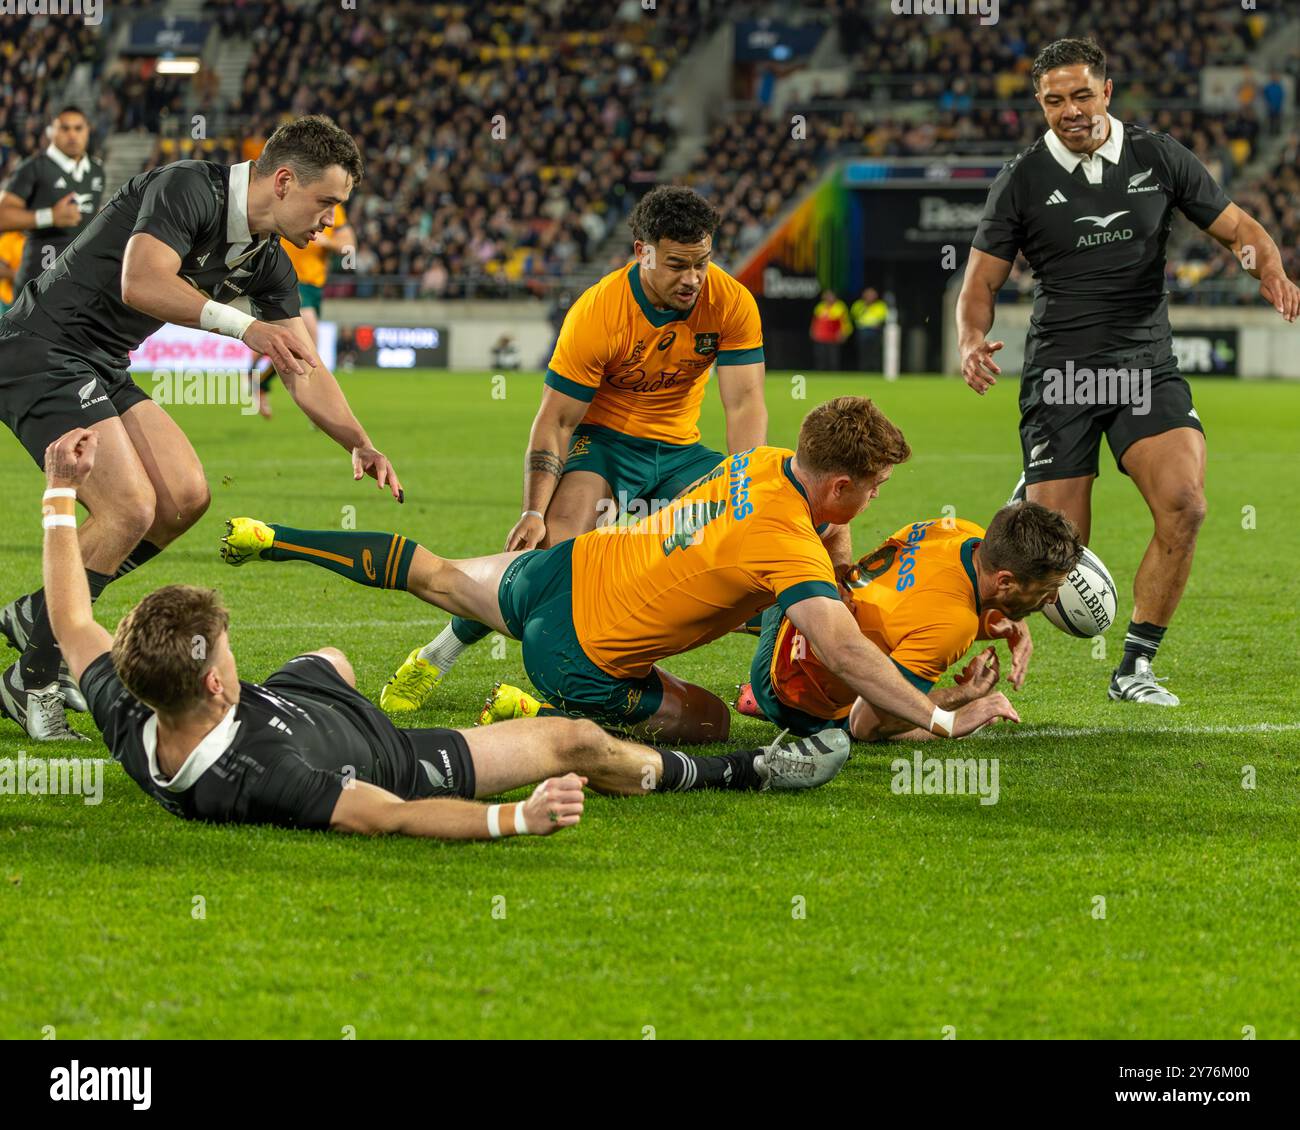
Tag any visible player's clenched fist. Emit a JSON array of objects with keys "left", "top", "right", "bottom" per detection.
[
  {"left": 243, "top": 320, "right": 320, "bottom": 377},
  {"left": 521, "top": 773, "right": 586, "bottom": 835},
  {"left": 960, "top": 337, "right": 1004, "bottom": 394},
  {"left": 44, "top": 427, "right": 99, "bottom": 488},
  {"left": 51, "top": 192, "right": 83, "bottom": 227}
]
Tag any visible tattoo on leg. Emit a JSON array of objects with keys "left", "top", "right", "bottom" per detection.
[{"left": 528, "top": 450, "right": 565, "bottom": 479}]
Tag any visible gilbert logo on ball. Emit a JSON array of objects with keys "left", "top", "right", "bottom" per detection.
[{"left": 1042, "top": 546, "right": 1117, "bottom": 637}]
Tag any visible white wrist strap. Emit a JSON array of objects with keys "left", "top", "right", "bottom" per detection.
[
  {"left": 487, "top": 803, "right": 531, "bottom": 838},
  {"left": 35, "top": 207, "right": 54, "bottom": 228},
  {"left": 929, "top": 706, "right": 956, "bottom": 737},
  {"left": 200, "top": 299, "right": 256, "bottom": 341},
  {"left": 43, "top": 487, "right": 77, "bottom": 529},
  {"left": 521, "top": 510, "right": 543, "bottom": 519}
]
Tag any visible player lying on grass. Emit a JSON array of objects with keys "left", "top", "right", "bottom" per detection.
[
  {"left": 408, "top": 185, "right": 768, "bottom": 703},
  {"left": 39, "top": 430, "right": 852, "bottom": 825},
  {"left": 735, "top": 502, "right": 1081, "bottom": 741},
  {"left": 221, "top": 397, "right": 1021, "bottom": 749}
]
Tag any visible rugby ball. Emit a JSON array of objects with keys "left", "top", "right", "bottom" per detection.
[{"left": 1041, "top": 546, "right": 1118, "bottom": 638}]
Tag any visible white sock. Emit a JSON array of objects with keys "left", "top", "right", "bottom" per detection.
[{"left": 418, "top": 623, "right": 468, "bottom": 670}]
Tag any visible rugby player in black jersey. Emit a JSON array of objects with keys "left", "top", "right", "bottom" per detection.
[
  {"left": 957, "top": 39, "right": 1299, "bottom": 706},
  {"left": 0, "top": 115, "right": 402, "bottom": 741}
]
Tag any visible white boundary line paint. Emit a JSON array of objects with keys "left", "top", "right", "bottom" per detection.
[{"left": 968, "top": 722, "right": 1300, "bottom": 741}]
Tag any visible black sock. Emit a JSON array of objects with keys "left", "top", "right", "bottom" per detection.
[
  {"left": 113, "top": 539, "right": 164, "bottom": 581},
  {"left": 654, "top": 747, "right": 762, "bottom": 792},
  {"left": 1117, "top": 620, "right": 1167, "bottom": 676},
  {"left": 19, "top": 569, "right": 114, "bottom": 687}
]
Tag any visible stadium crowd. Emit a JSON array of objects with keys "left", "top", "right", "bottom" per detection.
[{"left": 0, "top": 1, "right": 1294, "bottom": 309}]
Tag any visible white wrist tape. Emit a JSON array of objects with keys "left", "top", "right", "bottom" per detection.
[
  {"left": 514, "top": 802, "right": 530, "bottom": 835},
  {"left": 521, "top": 510, "right": 543, "bottom": 519},
  {"left": 486, "top": 804, "right": 504, "bottom": 839},
  {"left": 200, "top": 299, "right": 256, "bottom": 341},
  {"left": 929, "top": 706, "right": 956, "bottom": 737},
  {"left": 35, "top": 207, "right": 54, "bottom": 228},
  {"left": 43, "top": 514, "right": 77, "bottom": 529},
  {"left": 43, "top": 488, "right": 77, "bottom": 501}
]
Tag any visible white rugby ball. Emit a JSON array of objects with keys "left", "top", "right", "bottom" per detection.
[{"left": 1041, "top": 546, "right": 1118, "bottom": 637}]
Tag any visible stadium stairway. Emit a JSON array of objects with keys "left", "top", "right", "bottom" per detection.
[{"left": 102, "top": 133, "right": 157, "bottom": 198}]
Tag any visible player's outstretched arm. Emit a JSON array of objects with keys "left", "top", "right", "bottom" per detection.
[
  {"left": 265, "top": 316, "right": 405, "bottom": 501},
  {"left": 850, "top": 648, "right": 1001, "bottom": 742},
  {"left": 717, "top": 362, "right": 768, "bottom": 453},
  {"left": 955, "top": 249, "right": 1013, "bottom": 393},
  {"left": 506, "top": 386, "right": 589, "bottom": 551},
  {"left": 1204, "top": 203, "right": 1300, "bottom": 323},
  {"left": 40, "top": 429, "right": 114, "bottom": 684},
  {"left": 787, "top": 595, "right": 1019, "bottom": 738},
  {"left": 329, "top": 775, "right": 585, "bottom": 839}
]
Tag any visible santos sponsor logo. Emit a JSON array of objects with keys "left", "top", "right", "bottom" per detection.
[
  {"left": 891, "top": 752, "right": 1000, "bottom": 805},
  {"left": 49, "top": 1061, "right": 150, "bottom": 1109},
  {"left": 1041, "top": 360, "right": 1152, "bottom": 415}
]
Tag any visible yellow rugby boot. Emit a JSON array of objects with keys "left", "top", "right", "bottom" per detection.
[
  {"left": 380, "top": 647, "right": 445, "bottom": 713},
  {"left": 478, "top": 681, "right": 542, "bottom": 726},
  {"left": 220, "top": 517, "right": 276, "bottom": 566}
]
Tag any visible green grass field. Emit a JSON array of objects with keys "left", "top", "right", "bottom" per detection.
[{"left": 1, "top": 370, "right": 1297, "bottom": 1039}]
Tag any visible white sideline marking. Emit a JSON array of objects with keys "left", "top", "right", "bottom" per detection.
[{"left": 969, "top": 722, "right": 1300, "bottom": 741}]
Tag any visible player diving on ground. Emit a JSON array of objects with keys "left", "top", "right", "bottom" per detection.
[{"left": 221, "top": 397, "right": 1022, "bottom": 754}]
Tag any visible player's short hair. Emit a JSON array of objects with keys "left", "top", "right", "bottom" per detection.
[
  {"left": 1031, "top": 38, "right": 1107, "bottom": 90},
  {"left": 255, "top": 114, "right": 364, "bottom": 187},
  {"left": 53, "top": 105, "right": 88, "bottom": 122},
  {"left": 980, "top": 502, "right": 1083, "bottom": 581},
  {"left": 112, "top": 585, "right": 231, "bottom": 713},
  {"left": 796, "top": 396, "right": 911, "bottom": 482},
  {"left": 628, "top": 185, "right": 720, "bottom": 247}
]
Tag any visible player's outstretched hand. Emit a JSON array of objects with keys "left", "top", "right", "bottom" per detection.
[
  {"left": 1260, "top": 272, "right": 1300, "bottom": 323},
  {"left": 44, "top": 428, "right": 99, "bottom": 488},
  {"left": 986, "top": 615, "right": 1033, "bottom": 690},
  {"left": 243, "top": 321, "right": 320, "bottom": 377},
  {"left": 352, "top": 446, "right": 404, "bottom": 502},
  {"left": 961, "top": 338, "right": 1004, "bottom": 394},
  {"left": 505, "top": 512, "right": 546, "bottom": 551},
  {"left": 954, "top": 646, "right": 1000, "bottom": 698},
  {"left": 522, "top": 773, "right": 587, "bottom": 835},
  {"left": 951, "top": 691, "right": 1020, "bottom": 737}
]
